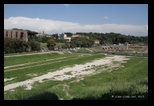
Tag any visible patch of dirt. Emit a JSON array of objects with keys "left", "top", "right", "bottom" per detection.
[
  {"left": 26, "top": 73, "right": 38, "bottom": 77},
  {"left": 62, "top": 84, "right": 70, "bottom": 97},
  {"left": 24, "top": 84, "right": 32, "bottom": 90},
  {"left": 4, "top": 77, "right": 16, "bottom": 82}
]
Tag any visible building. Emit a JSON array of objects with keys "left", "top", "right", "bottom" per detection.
[
  {"left": 58, "top": 33, "right": 89, "bottom": 42},
  {"left": 4, "top": 29, "right": 28, "bottom": 42},
  {"left": 71, "top": 34, "right": 81, "bottom": 38},
  {"left": 71, "top": 34, "right": 89, "bottom": 39},
  {"left": 36, "top": 31, "right": 45, "bottom": 37},
  {"left": 58, "top": 33, "right": 71, "bottom": 42},
  {"left": 63, "top": 34, "right": 71, "bottom": 42},
  {"left": 94, "top": 40, "right": 100, "bottom": 45},
  {"left": 36, "top": 31, "right": 52, "bottom": 37}
]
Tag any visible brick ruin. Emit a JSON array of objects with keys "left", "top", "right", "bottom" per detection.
[
  {"left": 4, "top": 29, "right": 28, "bottom": 42},
  {"left": 102, "top": 42, "right": 129, "bottom": 51}
]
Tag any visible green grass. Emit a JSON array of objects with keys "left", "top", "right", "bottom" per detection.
[
  {"left": 56, "top": 43, "right": 65, "bottom": 47},
  {"left": 90, "top": 46, "right": 103, "bottom": 52},
  {"left": 40, "top": 43, "right": 47, "bottom": 48},
  {"left": 128, "top": 46, "right": 148, "bottom": 52},
  {"left": 4, "top": 55, "right": 75, "bottom": 71},
  {"left": 76, "top": 48, "right": 91, "bottom": 53},
  {"left": 4, "top": 54, "right": 105, "bottom": 85},
  {"left": 70, "top": 56, "right": 148, "bottom": 100},
  {"left": 4, "top": 53, "right": 74, "bottom": 67},
  {"left": 129, "top": 46, "right": 142, "bottom": 48},
  {"left": 64, "top": 72, "right": 72, "bottom": 75},
  {"left": 4, "top": 52, "right": 36, "bottom": 56},
  {"left": 4, "top": 56, "right": 148, "bottom": 100}
]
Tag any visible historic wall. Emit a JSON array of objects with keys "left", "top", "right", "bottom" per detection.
[{"left": 4, "top": 29, "right": 28, "bottom": 42}]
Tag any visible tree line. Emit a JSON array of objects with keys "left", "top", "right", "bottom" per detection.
[
  {"left": 4, "top": 38, "right": 41, "bottom": 53},
  {"left": 4, "top": 28, "right": 148, "bottom": 54},
  {"left": 11, "top": 28, "right": 148, "bottom": 45},
  {"left": 74, "top": 32, "right": 148, "bottom": 45}
]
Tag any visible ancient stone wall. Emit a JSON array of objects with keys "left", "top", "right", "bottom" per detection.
[{"left": 4, "top": 29, "right": 28, "bottom": 42}]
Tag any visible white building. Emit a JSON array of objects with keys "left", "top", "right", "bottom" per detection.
[
  {"left": 36, "top": 31, "right": 45, "bottom": 37},
  {"left": 58, "top": 33, "right": 71, "bottom": 42}
]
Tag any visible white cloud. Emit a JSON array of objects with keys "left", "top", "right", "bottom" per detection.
[
  {"left": 102, "top": 16, "right": 108, "bottom": 20},
  {"left": 63, "top": 4, "right": 70, "bottom": 7},
  {"left": 4, "top": 16, "right": 148, "bottom": 36}
]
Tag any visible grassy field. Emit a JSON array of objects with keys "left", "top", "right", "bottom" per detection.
[
  {"left": 4, "top": 53, "right": 65, "bottom": 66},
  {"left": 4, "top": 53, "right": 148, "bottom": 100},
  {"left": 89, "top": 46, "right": 103, "bottom": 52},
  {"left": 76, "top": 48, "right": 91, "bottom": 53},
  {"left": 40, "top": 43, "right": 47, "bottom": 48},
  {"left": 4, "top": 53, "right": 105, "bottom": 85}
]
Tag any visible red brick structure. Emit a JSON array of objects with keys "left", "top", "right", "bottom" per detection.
[{"left": 4, "top": 29, "right": 28, "bottom": 42}]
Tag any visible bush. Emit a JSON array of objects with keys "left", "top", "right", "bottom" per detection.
[
  {"left": 4, "top": 38, "right": 29, "bottom": 53},
  {"left": 28, "top": 41, "right": 41, "bottom": 52},
  {"left": 47, "top": 39, "right": 56, "bottom": 50}
]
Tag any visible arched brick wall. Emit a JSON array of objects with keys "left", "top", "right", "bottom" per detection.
[{"left": 4, "top": 29, "right": 28, "bottom": 42}]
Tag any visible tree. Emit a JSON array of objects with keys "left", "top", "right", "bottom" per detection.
[
  {"left": 47, "top": 39, "right": 56, "bottom": 50},
  {"left": 26, "top": 30, "right": 38, "bottom": 41},
  {"left": 64, "top": 32, "right": 73, "bottom": 37},
  {"left": 42, "top": 36, "right": 50, "bottom": 43},
  {"left": 62, "top": 43, "right": 68, "bottom": 49},
  {"left": 28, "top": 41, "right": 41, "bottom": 52},
  {"left": 71, "top": 37, "right": 94, "bottom": 47},
  {"left": 4, "top": 38, "right": 13, "bottom": 53},
  {"left": 52, "top": 34, "right": 58, "bottom": 39},
  {"left": 4, "top": 38, "right": 29, "bottom": 53}
]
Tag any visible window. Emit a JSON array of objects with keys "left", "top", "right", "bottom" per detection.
[
  {"left": 11, "top": 31, "right": 12, "bottom": 38},
  {"left": 20, "top": 32, "right": 24, "bottom": 39},
  {"left": 16, "top": 32, "right": 18, "bottom": 38},
  {"left": 6, "top": 31, "right": 8, "bottom": 37}
]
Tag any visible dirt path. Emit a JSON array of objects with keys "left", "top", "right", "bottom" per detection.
[
  {"left": 86, "top": 48, "right": 93, "bottom": 53},
  {"left": 4, "top": 55, "right": 129, "bottom": 92},
  {"left": 4, "top": 51, "right": 64, "bottom": 58}
]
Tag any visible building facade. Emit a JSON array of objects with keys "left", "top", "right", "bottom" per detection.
[
  {"left": 58, "top": 33, "right": 89, "bottom": 42},
  {"left": 94, "top": 40, "right": 100, "bottom": 45},
  {"left": 4, "top": 29, "right": 28, "bottom": 42}
]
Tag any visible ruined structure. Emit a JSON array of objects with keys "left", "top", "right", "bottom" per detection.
[
  {"left": 102, "top": 45, "right": 126, "bottom": 51},
  {"left": 102, "top": 42, "right": 129, "bottom": 51},
  {"left": 4, "top": 29, "right": 28, "bottom": 42}
]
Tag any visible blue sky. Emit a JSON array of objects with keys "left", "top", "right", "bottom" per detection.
[{"left": 4, "top": 4, "right": 148, "bottom": 36}]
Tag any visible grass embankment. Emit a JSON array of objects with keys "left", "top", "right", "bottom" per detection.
[
  {"left": 89, "top": 46, "right": 103, "bottom": 52},
  {"left": 128, "top": 46, "right": 148, "bottom": 52},
  {"left": 4, "top": 56, "right": 148, "bottom": 100},
  {"left": 76, "top": 48, "right": 91, "bottom": 53}
]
